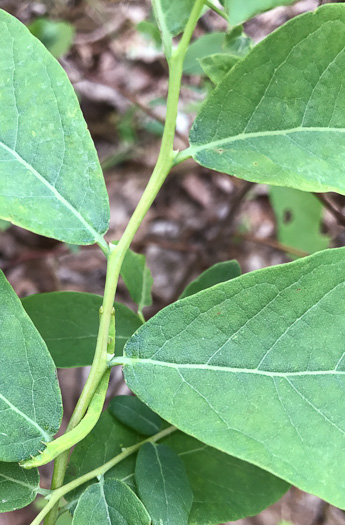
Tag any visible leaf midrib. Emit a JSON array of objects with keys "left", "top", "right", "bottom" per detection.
[
  {"left": 0, "top": 393, "right": 51, "bottom": 442},
  {"left": 0, "top": 472, "right": 37, "bottom": 492},
  {"left": 0, "top": 141, "right": 102, "bottom": 242},
  {"left": 122, "top": 357, "right": 345, "bottom": 377},
  {"left": 189, "top": 125, "right": 345, "bottom": 154}
]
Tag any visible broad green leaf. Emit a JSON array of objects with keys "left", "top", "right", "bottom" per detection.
[
  {"left": 72, "top": 479, "right": 150, "bottom": 525},
  {"left": 188, "top": 6, "right": 345, "bottom": 196},
  {"left": 66, "top": 407, "right": 288, "bottom": 523},
  {"left": 0, "top": 272, "right": 62, "bottom": 462},
  {"left": 0, "top": 10, "right": 109, "bottom": 244},
  {"left": 179, "top": 260, "right": 241, "bottom": 299},
  {"left": 270, "top": 187, "right": 329, "bottom": 258},
  {"left": 200, "top": 54, "right": 239, "bottom": 84},
  {"left": 0, "top": 462, "right": 39, "bottom": 512},
  {"left": 120, "top": 248, "right": 153, "bottom": 314},
  {"left": 183, "top": 33, "right": 226, "bottom": 75},
  {"left": 28, "top": 18, "right": 75, "bottom": 58},
  {"left": 223, "top": 25, "right": 253, "bottom": 56},
  {"left": 122, "top": 247, "right": 345, "bottom": 508},
  {"left": 152, "top": 0, "right": 194, "bottom": 38},
  {"left": 162, "top": 432, "right": 289, "bottom": 525},
  {"left": 220, "top": 0, "right": 296, "bottom": 25},
  {"left": 135, "top": 443, "right": 193, "bottom": 525},
  {"left": 22, "top": 292, "right": 142, "bottom": 368},
  {"left": 65, "top": 411, "right": 141, "bottom": 506},
  {"left": 109, "top": 396, "right": 162, "bottom": 436}
]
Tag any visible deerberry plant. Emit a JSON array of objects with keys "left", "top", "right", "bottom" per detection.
[{"left": 1, "top": 1, "right": 345, "bottom": 524}]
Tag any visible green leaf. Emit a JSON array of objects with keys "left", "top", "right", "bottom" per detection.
[
  {"left": 179, "top": 260, "right": 241, "bottom": 299},
  {"left": 0, "top": 10, "right": 109, "bottom": 244},
  {"left": 65, "top": 407, "right": 288, "bottom": 523},
  {"left": 162, "top": 432, "right": 289, "bottom": 525},
  {"left": 0, "top": 272, "right": 62, "bottom": 462},
  {"left": 0, "top": 462, "right": 39, "bottom": 512},
  {"left": 270, "top": 187, "right": 329, "bottom": 258},
  {"left": 152, "top": 0, "right": 194, "bottom": 38},
  {"left": 65, "top": 411, "right": 141, "bottom": 507},
  {"left": 28, "top": 18, "right": 75, "bottom": 58},
  {"left": 22, "top": 292, "right": 142, "bottom": 368},
  {"left": 0, "top": 219, "right": 10, "bottom": 232},
  {"left": 109, "top": 396, "right": 162, "bottom": 436},
  {"left": 122, "top": 246, "right": 345, "bottom": 508},
  {"left": 183, "top": 33, "right": 226, "bottom": 75},
  {"left": 220, "top": 0, "right": 296, "bottom": 25},
  {"left": 72, "top": 479, "right": 150, "bottom": 525},
  {"left": 120, "top": 248, "right": 153, "bottom": 314},
  {"left": 188, "top": 5, "right": 345, "bottom": 196},
  {"left": 200, "top": 54, "right": 239, "bottom": 84},
  {"left": 135, "top": 443, "right": 193, "bottom": 525}
]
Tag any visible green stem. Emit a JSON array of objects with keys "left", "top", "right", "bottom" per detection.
[
  {"left": 43, "top": 2, "right": 205, "bottom": 522},
  {"left": 32, "top": 426, "right": 177, "bottom": 525},
  {"left": 205, "top": 0, "right": 229, "bottom": 21}
]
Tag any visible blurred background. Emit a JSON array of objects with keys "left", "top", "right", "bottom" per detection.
[{"left": 1, "top": 0, "right": 345, "bottom": 523}]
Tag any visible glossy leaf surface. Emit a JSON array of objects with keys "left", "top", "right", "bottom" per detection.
[
  {"left": 180, "top": 260, "right": 241, "bottom": 299},
  {"left": 72, "top": 479, "right": 150, "bottom": 525},
  {"left": 109, "top": 396, "right": 162, "bottom": 436},
  {"left": 0, "top": 10, "right": 109, "bottom": 244},
  {"left": 221, "top": 0, "right": 296, "bottom": 25},
  {"left": 189, "top": 6, "right": 345, "bottom": 195},
  {"left": 135, "top": 443, "right": 193, "bottom": 525},
  {"left": 0, "top": 462, "right": 39, "bottom": 512},
  {"left": 123, "top": 247, "right": 345, "bottom": 508},
  {"left": 270, "top": 187, "right": 329, "bottom": 258},
  {"left": 0, "top": 272, "right": 62, "bottom": 462},
  {"left": 22, "top": 292, "right": 142, "bottom": 367}
]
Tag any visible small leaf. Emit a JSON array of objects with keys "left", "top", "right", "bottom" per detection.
[
  {"left": 189, "top": 6, "right": 345, "bottom": 196},
  {"left": 221, "top": 0, "right": 296, "bottom": 25},
  {"left": 123, "top": 247, "right": 345, "bottom": 508},
  {"left": 162, "top": 432, "right": 289, "bottom": 525},
  {"left": 28, "top": 18, "right": 75, "bottom": 58},
  {"left": 22, "top": 292, "right": 142, "bottom": 368},
  {"left": 0, "top": 10, "right": 109, "bottom": 244},
  {"left": 65, "top": 411, "right": 141, "bottom": 507},
  {"left": 200, "top": 54, "right": 239, "bottom": 84},
  {"left": 135, "top": 443, "right": 193, "bottom": 525},
  {"left": 0, "top": 271, "right": 62, "bottom": 462},
  {"left": 152, "top": 0, "right": 194, "bottom": 38},
  {"left": 120, "top": 248, "right": 153, "bottom": 314},
  {"left": 72, "top": 479, "right": 150, "bottom": 525},
  {"left": 109, "top": 396, "right": 162, "bottom": 436},
  {"left": 0, "top": 462, "right": 39, "bottom": 512},
  {"left": 179, "top": 260, "right": 241, "bottom": 299},
  {"left": 183, "top": 33, "right": 226, "bottom": 75},
  {"left": 270, "top": 187, "right": 329, "bottom": 258},
  {"left": 65, "top": 409, "right": 288, "bottom": 523}
]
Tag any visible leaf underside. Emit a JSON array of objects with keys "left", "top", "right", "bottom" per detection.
[
  {"left": 0, "top": 272, "right": 62, "bottom": 462},
  {"left": 123, "top": 247, "right": 345, "bottom": 508},
  {"left": 0, "top": 9, "right": 109, "bottom": 244},
  {"left": 190, "top": 5, "right": 345, "bottom": 196}
]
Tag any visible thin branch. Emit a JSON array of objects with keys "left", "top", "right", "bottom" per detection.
[
  {"left": 236, "top": 232, "right": 309, "bottom": 258},
  {"left": 314, "top": 192, "right": 345, "bottom": 227}
]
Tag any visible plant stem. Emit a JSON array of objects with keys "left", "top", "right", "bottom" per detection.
[
  {"left": 32, "top": 426, "right": 177, "bottom": 525},
  {"left": 205, "top": 0, "right": 229, "bottom": 21},
  {"left": 43, "top": 2, "right": 205, "bottom": 522}
]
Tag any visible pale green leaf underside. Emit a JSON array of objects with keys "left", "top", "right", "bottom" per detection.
[
  {"left": 269, "top": 187, "right": 329, "bottom": 258},
  {"left": 135, "top": 443, "right": 193, "bottom": 525},
  {"left": 189, "top": 6, "right": 345, "bottom": 195},
  {"left": 0, "top": 272, "right": 62, "bottom": 462},
  {"left": 0, "top": 462, "right": 39, "bottom": 512},
  {"left": 0, "top": 10, "right": 109, "bottom": 244},
  {"left": 123, "top": 247, "right": 345, "bottom": 508},
  {"left": 72, "top": 479, "right": 150, "bottom": 525},
  {"left": 221, "top": 0, "right": 296, "bottom": 25},
  {"left": 153, "top": 0, "right": 195, "bottom": 37}
]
